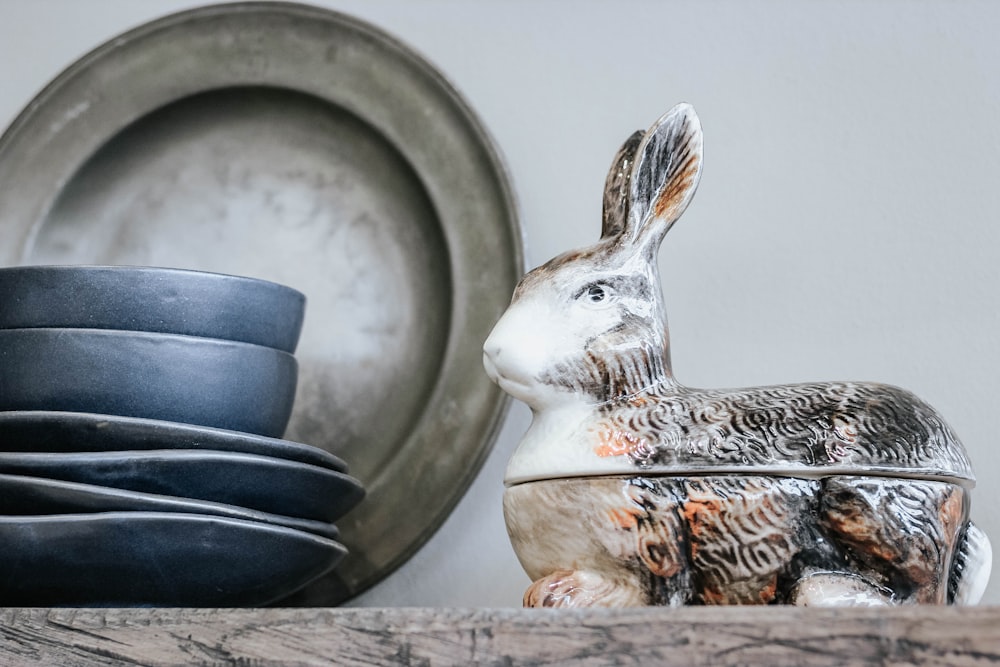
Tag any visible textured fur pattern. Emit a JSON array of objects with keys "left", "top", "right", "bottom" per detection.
[
  {"left": 591, "top": 380, "right": 973, "bottom": 479},
  {"left": 505, "top": 475, "right": 968, "bottom": 606},
  {"left": 483, "top": 103, "right": 990, "bottom": 606}
]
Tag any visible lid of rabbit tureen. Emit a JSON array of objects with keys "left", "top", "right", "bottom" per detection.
[{"left": 500, "top": 379, "right": 975, "bottom": 487}]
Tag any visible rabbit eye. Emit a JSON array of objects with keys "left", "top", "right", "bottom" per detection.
[
  {"left": 587, "top": 285, "right": 607, "bottom": 302},
  {"left": 579, "top": 282, "right": 613, "bottom": 305}
]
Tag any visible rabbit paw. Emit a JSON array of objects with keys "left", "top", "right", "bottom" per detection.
[
  {"left": 789, "top": 571, "right": 893, "bottom": 606},
  {"left": 523, "top": 569, "right": 646, "bottom": 608}
]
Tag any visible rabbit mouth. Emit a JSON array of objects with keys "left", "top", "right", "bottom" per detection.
[
  {"left": 495, "top": 373, "right": 532, "bottom": 397},
  {"left": 483, "top": 351, "right": 535, "bottom": 400}
]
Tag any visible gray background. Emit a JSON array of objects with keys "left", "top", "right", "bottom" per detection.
[{"left": 2, "top": 0, "right": 998, "bottom": 606}]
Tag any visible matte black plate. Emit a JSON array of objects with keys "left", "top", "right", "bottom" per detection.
[
  {"left": 0, "top": 450, "right": 364, "bottom": 523},
  {"left": 0, "top": 411, "right": 348, "bottom": 473},
  {"left": 0, "top": 512, "right": 346, "bottom": 606},
  {"left": 0, "top": 473, "right": 338, "bottom": 539}
]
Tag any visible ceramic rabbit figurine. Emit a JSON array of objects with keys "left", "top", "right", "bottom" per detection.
[{"left": 483, "top": 103, "right": 991, "bottom": 607}]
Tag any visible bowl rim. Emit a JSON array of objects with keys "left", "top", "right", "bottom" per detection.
[
  {"left": 0, "top": 325, "right": 300, "bottom": 357},
  {"left": 0, "top": 263, "right": 307, "bottom": 298}
]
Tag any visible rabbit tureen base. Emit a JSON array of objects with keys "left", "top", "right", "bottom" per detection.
[{"left": 483, "top": 103, "right": 991, "bottom": 607}]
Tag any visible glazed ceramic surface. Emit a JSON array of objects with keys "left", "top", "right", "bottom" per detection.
[
  {"left": 484, "top": 103, "right": 991, "bottom": 607},
  {"left": 0, "top": 265, "right": 306, "bottom": 353}
]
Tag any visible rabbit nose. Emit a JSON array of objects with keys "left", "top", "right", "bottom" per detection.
[
  {"left": 482, "top": 341, "right": 502, "bottom": 383},
  {"left": 483, "top": 339, "right": 501, "bottom": 365},
  {"left": 483, "top": 327, "right": 504, "bottom": 358}
]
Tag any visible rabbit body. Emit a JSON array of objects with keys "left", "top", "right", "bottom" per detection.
[
  {"left": 483, "top": 103, "right": 991, "bottom": 606},
  {"left": 505, "top": 474, "right": 970, "bottom": 606}
]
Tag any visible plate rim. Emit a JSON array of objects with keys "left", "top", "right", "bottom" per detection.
[
  {"left": 0, "top": 410, "right": 350, "bottom": 472},
  {"left": 0, "top": 510, "right": 348, "bottom": 606},
  {"left": 0, "top": 471, "right": 342, "bottom": 539},
  {"left": 0, "top": 446, "right": 366, "bottom": 521}
]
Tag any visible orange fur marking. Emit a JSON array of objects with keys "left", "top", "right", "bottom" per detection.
[
  {"left": 938, "top": 488, "right": 965, "bottom": 544},
  {"left": 826, "top": 512, "right": 898, "bottom": 563},
  {"left": 653, "top": 152, "right": 698, "bottom": 220},
  {"left": 593, "top": 427, "right": 648, "bottom": 458},
  {"left": 700, "top": 587, "right": 725, "bottom": 605},
  {"left": 682, "top": 497, "right": 722, "bottom": 559},
  {"left": 758, "top": 575, "right": 779, "bottom": 604},
  {"left": 606, "top": 506, "right": 640, "bottom": 530}
]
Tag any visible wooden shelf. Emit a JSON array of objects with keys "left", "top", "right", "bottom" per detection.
[{"left": 2, "top": 606, "right": 1000, "bottom": 665}]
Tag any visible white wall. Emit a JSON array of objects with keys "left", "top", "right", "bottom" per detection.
[{"left": 3, "top": 0, "right": 999, "bottom": 606}]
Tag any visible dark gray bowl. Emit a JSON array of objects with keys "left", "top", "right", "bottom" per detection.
[
  {"left": 0, "top": 512, "right": 345, "bottom": 606},
  {"left": 0, "top": 265, "right": 305, "bottom": 353},
  {"left": 0, "top": 328, "right": 297, "bottom": 437}
]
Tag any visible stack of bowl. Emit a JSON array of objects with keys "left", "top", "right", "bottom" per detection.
[{"left": 0, "top": 265, "right": 364, "bottom": 606}]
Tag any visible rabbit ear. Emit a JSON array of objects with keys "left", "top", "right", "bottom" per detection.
[
  {"left": 601, "top": 130, "right": 643, "bottom": 240},
  {"left": 625, "top": 103, "right": 703, "bottom": 249}
]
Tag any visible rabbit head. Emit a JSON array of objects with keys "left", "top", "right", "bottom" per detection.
[{"left": 484, "top": 103, "right": 703, "bottom": 411}]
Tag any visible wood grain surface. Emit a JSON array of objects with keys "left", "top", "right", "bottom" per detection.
[{"left": 1, "top": 606, "right": 999, "bottom": 666}]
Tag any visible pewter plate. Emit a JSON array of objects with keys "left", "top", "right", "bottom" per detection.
[{"left": 0, "top": 3, "right": 522, "bottom": 604}]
